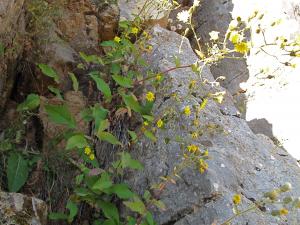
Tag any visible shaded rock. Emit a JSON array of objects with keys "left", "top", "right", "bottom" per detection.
[
  {"left": 129, "top": 26, "right": 300, "bottom": 225},
  {"left": 0, "top": 192, "right": 47, "bottom": 225},
  {"left": 0, "top": 0, "right": 26, "bottom": 113}
]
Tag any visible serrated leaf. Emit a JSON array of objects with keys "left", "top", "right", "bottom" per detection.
[
  {"left": 122, "top": 94, "right": 143, "bottom": 113},
  {"left": 89, "top": 72, "right": 112, "bottom": 102},
  {"left": 69, "top": 72, "right": 79, "bottom": 92},
  {"left": 79, "top": 52, "right": 103, "bottom": 64},
  {"left": 92, "top": 104, "right": 108, "bottom": 131},
  {"left": 146, "top": 212, "right": 154, "bottom": 225},
  {"left": 111, "top": 184, "right": 134, "bottom": 199},
  {"left": 123, "top": 200, "right": 146, "bottom": 215},
  {"left": 17, "top": 94, "right": 40, "bottom": 111},
  {"left": 66, "top": 201, "right": 78, "bottom": 223},
  {"left": 128, "top": 130, "right": 137, "bottom": 142},
  {"left": 97, "top": 201, "right": 119, "bottom": 224},
  {"left": 100, "top": 40, "right": 117, "bottom": 47},
  {"left": 7, "top": 153, "right": 29, "bottom": 192},
  {"left": 44, "top": 104, "right": 76, "bottom": 129},
  {"left": 66, "top": 134, "right": 87, "bottom": 150},
  {"left": 144, "top": 130, "right": 157, "bottom": 142},
  {"left": 48, "top": 86, "right": 63, "bottom": 100},
  {"left": 120, "top": 152, "right": 143, "bottom": 170},
  {"left": 97, "top": 132, "right": 121, "bottom": 145},
  {"left": 92, "top": 172, "right": 112, "bottom": 192},
  {"left": 112, "top": 75, "right": 133, "bottom": 88},
  {"left": 38, "top": 64, "right": 59, "bottom": 83}
]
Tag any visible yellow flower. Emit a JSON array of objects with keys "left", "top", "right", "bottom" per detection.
[
  {"left": 157, "top": 119, "right": 164, "bottom": 128},
  {"left": 189, "top": 80, "right": 197, "bottom": 88},
  {"left": 89, "top": 153, "right": 95, "bottom": 160},
  {"left": 191, "top": 132, "right": 198, "bottom": 139},
  {"left": 203, "top": 150, "right": 209, "bottom": 157},
  {"left": 131, "top": 27, "right": 139, "bottom": 34},
  {"left": 193, "top": 119, "right": 199, "bottom": 126},
  {"left": 199, "top": 159, "right": 208, "bottom": 173},
  {"left": 183, "top": 106, "right": 191, "bottom": 116},
  {"left": 234, "top": 42, "right": 249, "bottom": 54},
  {"left": 279, "top": 208, "right": 288, "bottom": 216},
  {"left": 232, "top": 194, "right": 241, "bottom": 205},
  {"left": 187, "top": 144, "right": 199, "bottom": 153},
  {"left": 84, "top": 146, "right": 91, "bottom": 155},
  {"left": 147, "top": 45, "right": 153, "bottom": 51},
  {"left": 143, "top": 121, "right": 149, "bottom": 126},
  {"left": 114, "top": 36, "right": 121, "bottom": 43},
  {"left": 156, "top": 73, "right": 162, "bottom": 81},
  {"left": 146, "top": 91, "right": 155, "bottom": 102}
]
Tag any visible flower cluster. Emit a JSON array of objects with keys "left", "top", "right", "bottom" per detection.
[{"left": 84, "top": 146, "right": 95, "bottom": 160}]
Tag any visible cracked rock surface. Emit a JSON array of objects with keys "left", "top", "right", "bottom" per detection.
[{"left": 129, "top": 26, "right": 300, "bottom": 225}]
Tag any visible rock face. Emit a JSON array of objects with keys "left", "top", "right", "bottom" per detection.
[
  {"left": 0, "top": 192, "right": 47, "bottom": 225},
  {"left": 129, "top": 26, "right": 300, "bottom": 225},
  {"left": 0, "top": 0, "right": 26, "bottom": 113}
]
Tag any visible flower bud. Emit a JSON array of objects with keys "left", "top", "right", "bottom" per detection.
[{"left": 280, "top": 182, "right": 292, "bottom": 192}]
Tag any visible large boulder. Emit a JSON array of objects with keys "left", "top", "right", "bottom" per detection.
[
  {"left": 129, "top": 26, "right": 300, "bottom": 225},
  {"left": 0, "top": 192, "right": 47, "bottom": 225}
]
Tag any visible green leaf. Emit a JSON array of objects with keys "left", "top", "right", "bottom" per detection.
[
  {"left": 122, "top": 94, "right": 143, "bottom": 113},
  {"left": 0, "top": 42, "right": 4, "bottom": 56},
  {"left": 144, "top": 130, "right": 157, "bottom": 142},
  {"left": 100, "top": 40, "right": 117, "bottom": 48},
  {"left": 128, "top": 130, "right": 137, "bottom": 142},
  {"left": 48, "top": 213, "right": 68, "bottom": 220},
  {"left": 111, "top": 184, "right": 134, "bottom": 199},
  {"left": 123, "top": 200, "right": 146, "bottom": 215},
  {"left": 45, "top": 104, "right": 76, "bottom": 129},
  {"left": 146, "top": 212, "right": 154, "bottom": 225},
  {"left": 92, "top": 172, "right": 112, "bottom": 192},
  {"left": 38, "top": 64, "right": 59, "bottom": 83},
  {"left": 142, "top": 115, "right": 154, "bottom": 122},
  {"left": 98, "top": 119, "right": 110, "bottom": 133},
  {"left": 152, "top": 200, "right": 166, "bottom": 211},
  {"left": 110, "top": 63, "right": 121, "bottom": 75},
  {"left": 102, "top": 219, "right": 117, "bottom": 225},
  {"left": 79, "top": 52, "right": 103, "bottom": 64},
  {"left": 174, "top": 56, "right": 181, "bottom": 68},
  {"left": 17, "top": 94, "right": 40, "bottom": 111},
  {"left": 120, "top": 152, "right": 143, "bottom": 170},
  {"left": 66, "top": 200, "right": 78, "bottom": 223},
  {"left": 69, "top": 72, "right": 79, "bottom": 92},
  {"left": 89, "top": 72, "right": 112, "bottom": 102},
  {"left": 92, "top": 104, "right": 108, "bottom": 131},
  {"left": 74, "top": 187, "right": 91, "bottom": 197},
  {"left": 97, "top": 201, "right": 119, "bottom": 224},
  {"left": 48, "top": 86, "right": 63, "bottom": 100},
  {"left": 66, "top": 134, "right": 88, "bottom": 150},
  {"left": 7, "top": 153, "right": 29, "bottom": 192},
  {"left": 97, "top": 132, "right": 121, "bottom": 145},
  {"left": 112, "top": 75, "right": 133, "bottom": 88}
]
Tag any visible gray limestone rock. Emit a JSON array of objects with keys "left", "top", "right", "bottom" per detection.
[{"left": 128, "top": 26, "right": 300, "bottom": 225}]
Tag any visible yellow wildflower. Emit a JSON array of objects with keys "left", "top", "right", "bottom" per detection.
[
  {"left": 232, "top": 194, "right": 241, "bottom": 205},
  {"left": 143, "top": 121, "right": 149, "bottom": 126},
  {"left": 184, "top": 106, "right": 191, "bottom": 116},
  {"left": 189, "top": 80, "right": 197, "bottom": 88},
  {"left": 114, "top": 36, "right": 121, "bottom": 43},
  {"left": 131, "top": 27, "right": 139, "bottom": 34},
  {"left": 157, "top": 119, "right": 164, "bottom": 128},
  {"left": 234, "top": 42, "right": 249, "bottom": 54},
  {"left": 187, "top": 144, "right": 199, "bottom": 153},
  {"left": 203, "top": 150, "right": 209, "bottom": 157},
  {"left": 279, "top": 208, "right": 288, "bottom": 216},
  {"left": 199, "top": 159, "right": 208, "bottom": 173},
  {"left": 89, "top": 153, "right": 95, "bottom": 160},
  {"left": 193, "top": 119, "right": 199, "bottom": 126},
  {"left": 156, "top": 73, "right": 162, "bottom": 81},
  {"left": 191, "top": 132, "right": 198, "bottom": 139},
  {"left": 84, "top": 146, "right": 92, "bottom": 155},
  {"left": 146, "top": 91, "right": 155, "bottom": 102},
  {"left": 147, "top": 45, "right": 153, "bottom": 51}
]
